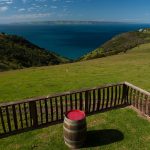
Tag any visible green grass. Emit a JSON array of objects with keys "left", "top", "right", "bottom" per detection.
[
  {"left": 0, "top": 43, "right": 150, "bottom": 149},
  {"left": 0, "top": 108, "right": 150, "bottom": 150},
  {"left": 0, "top": 43, "right": 150, "bottom": 103}
]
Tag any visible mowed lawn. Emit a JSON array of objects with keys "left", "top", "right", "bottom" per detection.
[
  {"left": 0, "top": 43, "right": 150, "bottom": 103},
  {"left": 0, "top": 43, "right": 150, "bottom": 150},
  {"left": 0, "top": 108, "right": 150, "bottom": 150}
]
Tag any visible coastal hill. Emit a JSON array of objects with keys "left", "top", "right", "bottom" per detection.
[
  {"left": 1, "top": 28, "right": 150, "bottom": 71},
  {"left": 80, "top": 28, "right": 150, "bottom": 60},
  {"left": 0, "top": 33, "right": 70, "bottom": 71}
]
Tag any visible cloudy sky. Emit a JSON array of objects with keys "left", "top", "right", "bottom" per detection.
[{"left": 0, "top": 0, "right": 150, "bottom": 23}]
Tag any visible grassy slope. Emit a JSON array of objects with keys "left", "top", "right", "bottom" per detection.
[{"left": 0, "top": 43, "right": 150, "bottom": 103}]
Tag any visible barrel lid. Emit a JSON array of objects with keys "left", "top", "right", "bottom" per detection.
[{"left": 66, "top": 110, "right": 85, "bottom": 121}]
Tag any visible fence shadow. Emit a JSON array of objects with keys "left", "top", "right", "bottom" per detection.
[{"left": 84, "top": 129, "right": 124, "bottom": 148}]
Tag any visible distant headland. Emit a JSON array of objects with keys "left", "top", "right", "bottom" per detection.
[{"left": 9, "top": 20, "right": 138, "bottom": 25}]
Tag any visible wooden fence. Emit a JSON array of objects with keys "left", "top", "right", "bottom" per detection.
[
  {"left": 125, "top": 82, "right": 150, "bottom": 117},
  {"left": 0, "top": 82, "right": 149, "bottom": 137}
]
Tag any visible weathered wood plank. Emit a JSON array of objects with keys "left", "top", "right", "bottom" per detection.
[
  {"left": 133, "top": 89, "right": 136, "bottom": 107},
  {"left": 136, "top": 91, "right": 140, "bottom": 109},
  {"left": 39, "top": 100, "right": 43, "bottom": 124},
  {"left": 122, "top": 84, "right": 128, "bottom": 105},
  {"left": 102, "top": 88, "right": 105, "bottom": 109},
  {"left": 92, "top": 90, "right": 96, "bottom": 112},
  {"left": 29, "top": 101, "right": 38, "bottom": 127},
  {"left": 106, "top": 87, "right": 109, "bottom": 108},
  {"left": 126, "top": 86, "right": 129, "bottom": 104},
  {"left": 117, "top": 85, "right": 121, "bottom": 105},
  {"left": 70, "top": 94, "right": 73, "bottom": 110},
  {"left": 50, "top": 98, "right": 53, "bottom": 121},
  {"left": 145, "top": 95, "right": 148, "bottom": 115},
  {"left": 0, "top": 107, "right": 6, "bottom": 133},
  {"left": 88, "top": 91, "right": 91, "bottom": 112},
  {"left": 65, "top": 95, "right": 68, "bottom": 112},
  {"left": 129, "top": 88, "right": 133, "bottom": 105},
  {"left": 6, "top": 106, "right": 11, "bottom": 132},
  {"left": 12, "top": 105, "right": 18, "bottom": 130},
  {"left": 110, "top": 86, "right": 114, "bottom": 107},
  {"left": 75, "top": 93, "right": 78, "bottom": 109},
  {"left": 44, "top": 99, "right": 48, "bottom": 123},
  {"left": 19, "top": 104, "right": 23, "bottom": 128},
  {"left": 96, "top": 88, "right": 101, "bottom": 111},
  {"left": 55, "top": 98, "right": 58, "bottom": 120},
  {"left": 60, "top": 96, "right": 63, "bottom": 120},
  {"left": 79, "top": 92, "right": 83, "bottom": 110},
  {"left": 114, "top": 86, "right": 118, "bottom": 106},
  {"left": 148, "top": 99, "right": 150, "bottom": 117},
  {"left": 85, "top": 91, "right": 89, "bottom": 113},
  {"left": 139, "top": 93, "right": 143, "bottom": 112},
  {"left": 23, "top": 103, "right": 28, "bottom": 127}
]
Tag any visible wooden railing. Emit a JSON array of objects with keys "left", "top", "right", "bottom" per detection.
[
  {"left": 125, "top": 82, "right": 150, "bottom": 117},
  {"left": 0, "top": 82, "right": 149, "bottom": 137}
]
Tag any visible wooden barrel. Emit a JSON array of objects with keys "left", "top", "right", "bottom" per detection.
[{"left": 63, "top": 110, "right": 87, "bottom": 149}]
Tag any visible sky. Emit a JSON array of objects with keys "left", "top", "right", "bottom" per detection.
[{"left": 0, "top": 0, "right": 150, "bottom": 24}]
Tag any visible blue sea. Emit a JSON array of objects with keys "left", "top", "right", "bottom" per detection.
[{"left": 0, "top": 23, "right": 150, "bottom": 59}]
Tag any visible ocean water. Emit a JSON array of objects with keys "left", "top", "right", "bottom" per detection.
[{"left": 0, "top": 23, "right": 150, "bottom": 59}]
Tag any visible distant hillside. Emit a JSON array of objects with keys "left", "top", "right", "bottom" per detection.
[
  {"left": 80, "top": 28, "right": 150, "bottom": 60},
  {"left": 0, "top": 33, "right": 70, "bottom": 71}
]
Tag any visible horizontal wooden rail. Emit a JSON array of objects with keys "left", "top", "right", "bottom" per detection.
[
  {"left": 124, "top": 82, "right": 150, "bottom": 96},
  {"left": 0, "top": 82, "right": 124, "bottom": 107}
]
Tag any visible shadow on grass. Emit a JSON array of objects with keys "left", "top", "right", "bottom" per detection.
[{"left": 84, "top": 129, "right": 124, "bottom": 148}]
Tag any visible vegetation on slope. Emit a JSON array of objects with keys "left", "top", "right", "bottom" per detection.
[
  {"left": 0, "top": 33, "right": 70, "bottom": 71},
  {"left": 80, "top": 28, "right": 150, "bottom": 60}
]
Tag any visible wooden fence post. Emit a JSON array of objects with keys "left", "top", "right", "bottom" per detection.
[
  {"left": 148, "top": 98, "right": 150, "bottom": 117},
  {"left": 145, "top": 95, "right": 148, "bottom": 115},
  {"left": 122, "top": 84, "right": 128, "bottom": 104},
  {"left": 85, "top": 91, "right": 89, "bottom": 113},
  {"left": 79, "top": 92, "right": 83, "bottom": 110},
  {"left": 12, "top": 105, "right": 18, "bottom": 130},
  {"left": 29, "top": 101, "right": 38, "bottom": 127}
]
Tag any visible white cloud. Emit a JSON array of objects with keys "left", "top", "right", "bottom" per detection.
[
  {"left": 35, "top": 0, "right": 47, "bottom": 2},
  {"left": 0, "top": 0, "right": 13, "bottom": 5},
  {"left": 22, "top": 0, "right": 26, "bottom": 3},
  {"left": 5, "top": 1, "right": 12, "bottom": 4},
  {"left": 51, "top": 5, "right": 57, "bottom": 9},
  {"left": 0, "top": 6, "right": 8, "bottom": 12},
  {"left": 0, "top": 13, "right": 52, "bottom": 23},
  {"left": 65, "top": 0, "right": 72, "bottom": 3},
  {"left": 18, "top": 8, "right": 25, "bottom": 12}
]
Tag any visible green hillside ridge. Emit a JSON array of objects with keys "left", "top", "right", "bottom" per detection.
[
  {"left": 80, "top": 28, "right": 150, "bottom": 60},
  {"left": 1, "top": 28, "right": 150, "bottom": 72},
  {"left": 0, "top": 33, "right": 70, "bottom": 71}
]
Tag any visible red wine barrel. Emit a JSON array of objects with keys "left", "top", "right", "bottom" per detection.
[{"left": 63, "top": 110, "right": 87, "bottom": 149}]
